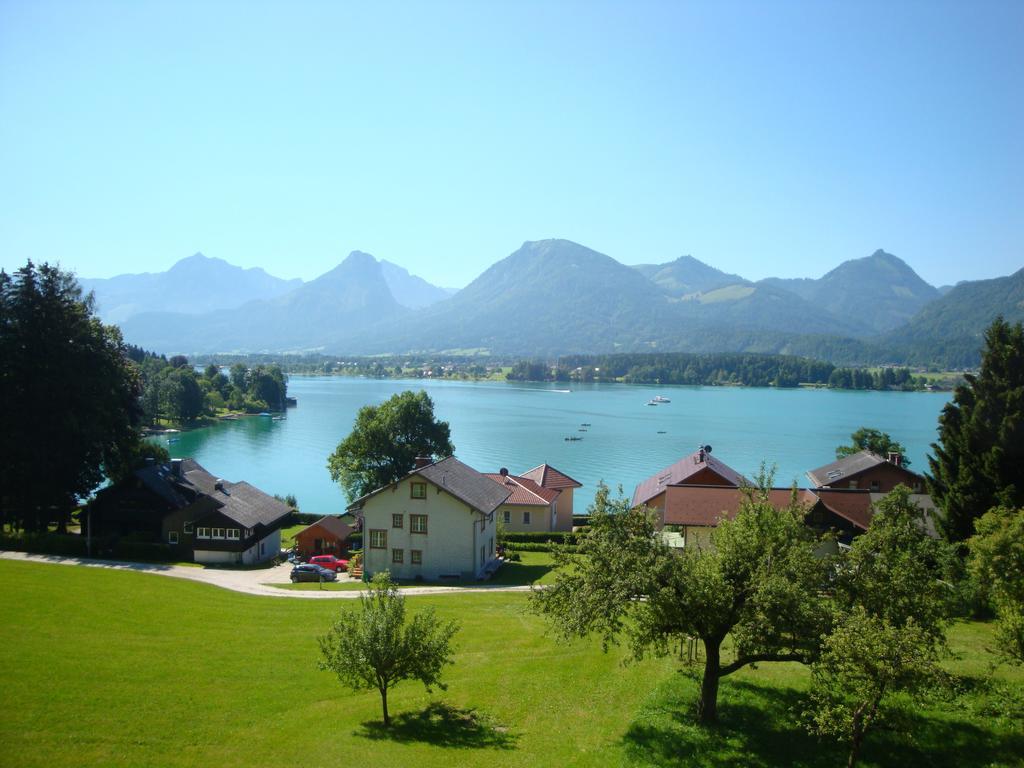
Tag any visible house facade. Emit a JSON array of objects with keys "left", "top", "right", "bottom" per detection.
[
  {"left": 347, "top": 456, "right": 511, "bottom": 581},
  {"left": 484, "top": 464, "right": 581, "bottom": 533},
  {"left": 89, "top": 458, "right": 290, "bottom": 564},
  {"left": 294, "top": 515, "right": 356, "bottom": 559},
  {"left": 806, "top": 450, "right": 925, "bottom": 493},
  {"left": 632, "top": 447, "right": 746, "bottom": 515}
]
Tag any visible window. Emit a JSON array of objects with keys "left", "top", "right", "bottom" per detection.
[
  {"left": 392, "top": 513, "right": 404, "bottom": 529},
  {"left": 212, "top": 528, "right": 225, "bottom": 539},
  {"left": 411, "top": 549, "right": 422, "bottom": 565},
  {"left": 522, "top": 511, "right": 531, "bottom": 525},
  {"left": 183, "top": 521, "right": 193, "bottom": 534},
  {"left": 870, "top": 481, "right": 880, "bottom": 492},
  {"left": 410, "top": 514, "right": 428, "bottom": 534},
  {"left": 227, "top": 529, "right": 240, "bottom": 540},
  {"left": 410, "top": 482, "right": 427, "bottom": 499},
  {"left": 392, "top": 548, "right": 404, "bottom": 564},
  {"left": 848, "top": 480, "right": 858, "bottom": 489},
  {"left": 196, "top": 527, "right": 210, "bottom": 539},
  {"left": 489, "top": 536, "right": 494, "bottom": 556},
  {"left": 168, "top": 531, "right": 179, "bottom": 544},
  {"left": 503, "top": 510, "right": 511, "bottom": 524},
  {"left": 369, "top": 529, "right": 387, "bottom": 549}
]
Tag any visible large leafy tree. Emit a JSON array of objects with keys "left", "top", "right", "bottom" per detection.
[
  {"left": 968, "top": 506, "right": 1024, "bottom": 664},
  {"left": 0, "top": 262, "right": 144, "bottom": 532},
  {"left": 532, "top": 476, "right": 830, "bottom": 724},
  {"left": 807, "top": 488, "right": 953, "bottom": 766},
  {"left": 927, "top": 317, "right": 1024, "bottom": 541},
  {"left": 318, "top": 572, "right": 459, "bottom": 726},
  {"left": 327, "top": 390, "right": 454, "bottom": 501},
  {"left": 836, "top": 427, "right": 910, "bottom": 467}
]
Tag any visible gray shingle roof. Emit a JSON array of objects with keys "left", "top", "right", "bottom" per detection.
[
  {"left": 806, "top": 451, "right": 887, "bottom": 488},
  {"left": 347, "top": 456, "right": 512, "bottom": 514},
  {"left": 415, "top": 457, "right": 512, "bottom": 513},
  {"left": 135, "top": 458, "right": 290, "bottom": 529}
]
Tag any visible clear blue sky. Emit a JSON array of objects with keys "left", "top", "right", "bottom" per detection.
[{"left": 1, "top": 0, "right": 1021, "bottom": 289}]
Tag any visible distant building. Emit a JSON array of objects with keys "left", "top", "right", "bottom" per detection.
[
  {"left": 293, "top": 515, "right": 357, "bottom": 559},
  {"left": 89, "top": 458, "right": 290, "bottom": 564},
  {"left": 631, "top": 447, "right": 746, "bottom": 513},
  {"left": 347, "top": 456, "right": 510, "bottom": 581},
  {"left": 806, "top": 450, "right": 924, "bottom": 493},
  {"left": 485, "top": 463, "right": 582, "bottom": 532}
]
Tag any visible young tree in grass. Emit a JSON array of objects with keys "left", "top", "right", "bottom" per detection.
[
  {"left": 968, "top": 506, "right": 1024, "bottom": 664},
  {"left": 531, "top": 475, "right": 831, "bottom": 724},
  {"left": 927, "top": 317, "right": 1024, "bottom": 542},
  {"left": 806, "top": 609, "right": 942, "bottom": 768},
  {"left": 318, "top": 572, "right": 459, "bottom": 726},
  {"left": 836, "top": 427, "right": 910, "bottom": 467},
  {"left": 327, "top": 390, "right": 454, "bottom": 501},
  {"left": 806, "top": 487, "right": 953, "bottom": 766}
]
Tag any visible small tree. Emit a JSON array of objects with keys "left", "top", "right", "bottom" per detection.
[
  {"left": 327, "top": 390, "right": 454, "bottom": 501},
  {"left": 318, "top": 572, "right": 459, "bottom": 726},
  {"left": 807, "top": 487, "right": 953, "bottom": 765},
  {"left": 836, "top": 427, "right": 910, "bottom": 467},
  {"left": 968, "top": 506, "right": 1024, "bottom": 664},
  {"left": 532, "top": 474, "right": 830, "bottom": 724},
  {"left": 806, "top": 608, "right": 942, "bottom": 768}
]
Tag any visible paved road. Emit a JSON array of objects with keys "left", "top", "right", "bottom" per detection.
[{"left": 0, "top": 551, "right": 531, "bottom": 599}]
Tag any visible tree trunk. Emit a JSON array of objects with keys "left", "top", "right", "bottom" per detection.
[
  {"left": 380, "top": 685, "right": 390, "bottom": 727},
  {"left": 848, "top": 725, "right": 863, "bottom": 768},
  {"left": 697, "top": 636, "right": 723, "bottom": 724}
]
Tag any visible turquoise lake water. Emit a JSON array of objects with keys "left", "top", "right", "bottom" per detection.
[{"left": 162, "top": 377, "right": 952, "bottom": 515}]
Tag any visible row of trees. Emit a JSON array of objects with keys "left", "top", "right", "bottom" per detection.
[
  {"left": 508, "top": 353, "right": 929, "bottom": 391},
  {"left": 135, "top": 354, "right": 288, "bottom": 424}
]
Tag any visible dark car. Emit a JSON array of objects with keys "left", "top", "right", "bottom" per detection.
[{"left": 290, "top": 564, "right": 338, "bottom": 583}]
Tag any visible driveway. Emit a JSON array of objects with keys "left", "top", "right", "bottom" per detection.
[{"left": 0, "top": 551, "right": 531, "bottom": 599}]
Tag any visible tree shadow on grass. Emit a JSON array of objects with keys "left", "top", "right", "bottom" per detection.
[
  {"left": 487, "top": 561, "right": 552, "bottom": 586},
  {"left": 355, "top": 702, "right": 518, "bottom": 750},
  {"left": 623, "top": 676, "right": 1024, "bottom": 768}
]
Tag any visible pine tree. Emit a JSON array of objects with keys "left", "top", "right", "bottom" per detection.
[{"left": 927, "top": 317, "right": 1024, "bottom": 542}]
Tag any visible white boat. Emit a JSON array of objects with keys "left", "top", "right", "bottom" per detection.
[
  {"left": 652, "top": 395, "right": 671, "bottom": 403},
  {"left": 646, "top": 400, "right": 658, "bottom": 406}
]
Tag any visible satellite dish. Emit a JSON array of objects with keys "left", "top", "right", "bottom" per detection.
[{"left": 704, "top": 445, "right": 713, "bottom": 454}]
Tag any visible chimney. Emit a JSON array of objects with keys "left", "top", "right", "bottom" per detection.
[
  {"left": 887, "top": 452, "right": 901, "bottom": 466},
  {"left": 215, "top": 479, "right": 224, "bottom": 492},
  {"left": 414, "top": 456, "right": 432, "bottom": 469},
  {"left": 697, "top": 446, "right": 706, "bottom": 463},
  {"left": 171, "top": 458, "right": 183, "bottom": 477},
  {"left": 499, "top": 467, "right": 509, "bottom": 477}
]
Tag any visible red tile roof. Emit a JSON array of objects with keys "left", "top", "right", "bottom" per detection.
[
  {"left": 521, "top": 463, "right": 583, "bottom": 490},
  {"left": 484, "top": 473, "right": 560, "bottom": 506},
  {"left": 814, "top": 489, "right": 874, "bottom": 531},
  {"left": 632, "top": 450, "right": 747, "bottom": 507},
  {"left": 662, "top": 485, "right": 816, "bottom": 527}
]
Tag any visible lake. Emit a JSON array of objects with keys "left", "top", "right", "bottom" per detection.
[{"left": 161, "top": 377, "right": 951, "bottom": 515}]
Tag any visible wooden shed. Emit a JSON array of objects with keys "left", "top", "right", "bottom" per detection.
[{"left": 293, "top": 515, "right": 355, "bottom": 558}]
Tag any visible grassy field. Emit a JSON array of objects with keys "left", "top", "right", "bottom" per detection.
[{"left": 1, "top": 559, "right": 1021, "bottom": 768}]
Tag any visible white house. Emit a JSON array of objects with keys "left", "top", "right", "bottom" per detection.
[{"left": 347, "top": 456, "right": 511, "bottom": 581}]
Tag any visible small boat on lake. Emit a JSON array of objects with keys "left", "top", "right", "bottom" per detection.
[
  {"left": 646, "top": 400, "right": 659, "bottom": 406},
  {"left": 652, "top": 395, "right": 671, "bottom": 403},
  {"left": 564, "top": 436, "right": 584, "bottom": 441}
]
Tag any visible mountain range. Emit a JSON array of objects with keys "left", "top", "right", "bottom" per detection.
[{"left": 95, "top": 241, "right": 1022, "bottom": 366}]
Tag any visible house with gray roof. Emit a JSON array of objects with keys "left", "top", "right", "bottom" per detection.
[
  {"left": 347, "top": 456, "right": 511, "bottom": 581},
  {"left": 89, "top": 457, "right": 291, "bottom": 564}
]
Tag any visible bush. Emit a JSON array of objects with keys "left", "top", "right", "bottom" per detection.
[
  {"left": 502, "top": 531, "right": 583, "bottom": 545},
  {"left": 0, "top": 532, "right": 174, "bottom": 562},
  {"left": 506, "top": 541, "right": 579, "bottom": 553}
]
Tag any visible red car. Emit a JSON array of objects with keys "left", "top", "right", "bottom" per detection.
[{"left": 308, "top": 555, "right": 349, "bottom": 573}]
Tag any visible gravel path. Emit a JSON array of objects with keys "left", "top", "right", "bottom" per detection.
[{"left": 0, "top": 551, "right": 531, "bottom": 599}]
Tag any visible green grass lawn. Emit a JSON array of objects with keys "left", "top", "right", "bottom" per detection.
[{"left": 1, "top": 559, "right": 1021, "bottom": 768}]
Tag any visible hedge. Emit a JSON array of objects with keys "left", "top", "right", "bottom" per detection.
[
  {"left": 0, "top": 532, "right": 174, "bottom": 562},
  {"left": 504, "top": 541, "right": 579, "bottom": 553},
  {"left": 501, "top": 531, "right": 585, "bottom": 545}
]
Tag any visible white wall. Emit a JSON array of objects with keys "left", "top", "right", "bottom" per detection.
[
  {"left": 195, "top": 527, "right": 281, "bottom": 565},
  {"left": 361, "top": 476, "right": 498, "bottom": 581}
]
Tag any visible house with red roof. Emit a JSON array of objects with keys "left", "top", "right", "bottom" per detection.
[{"left": 486, "top": 463, "right": 582, "bottom": 532}]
